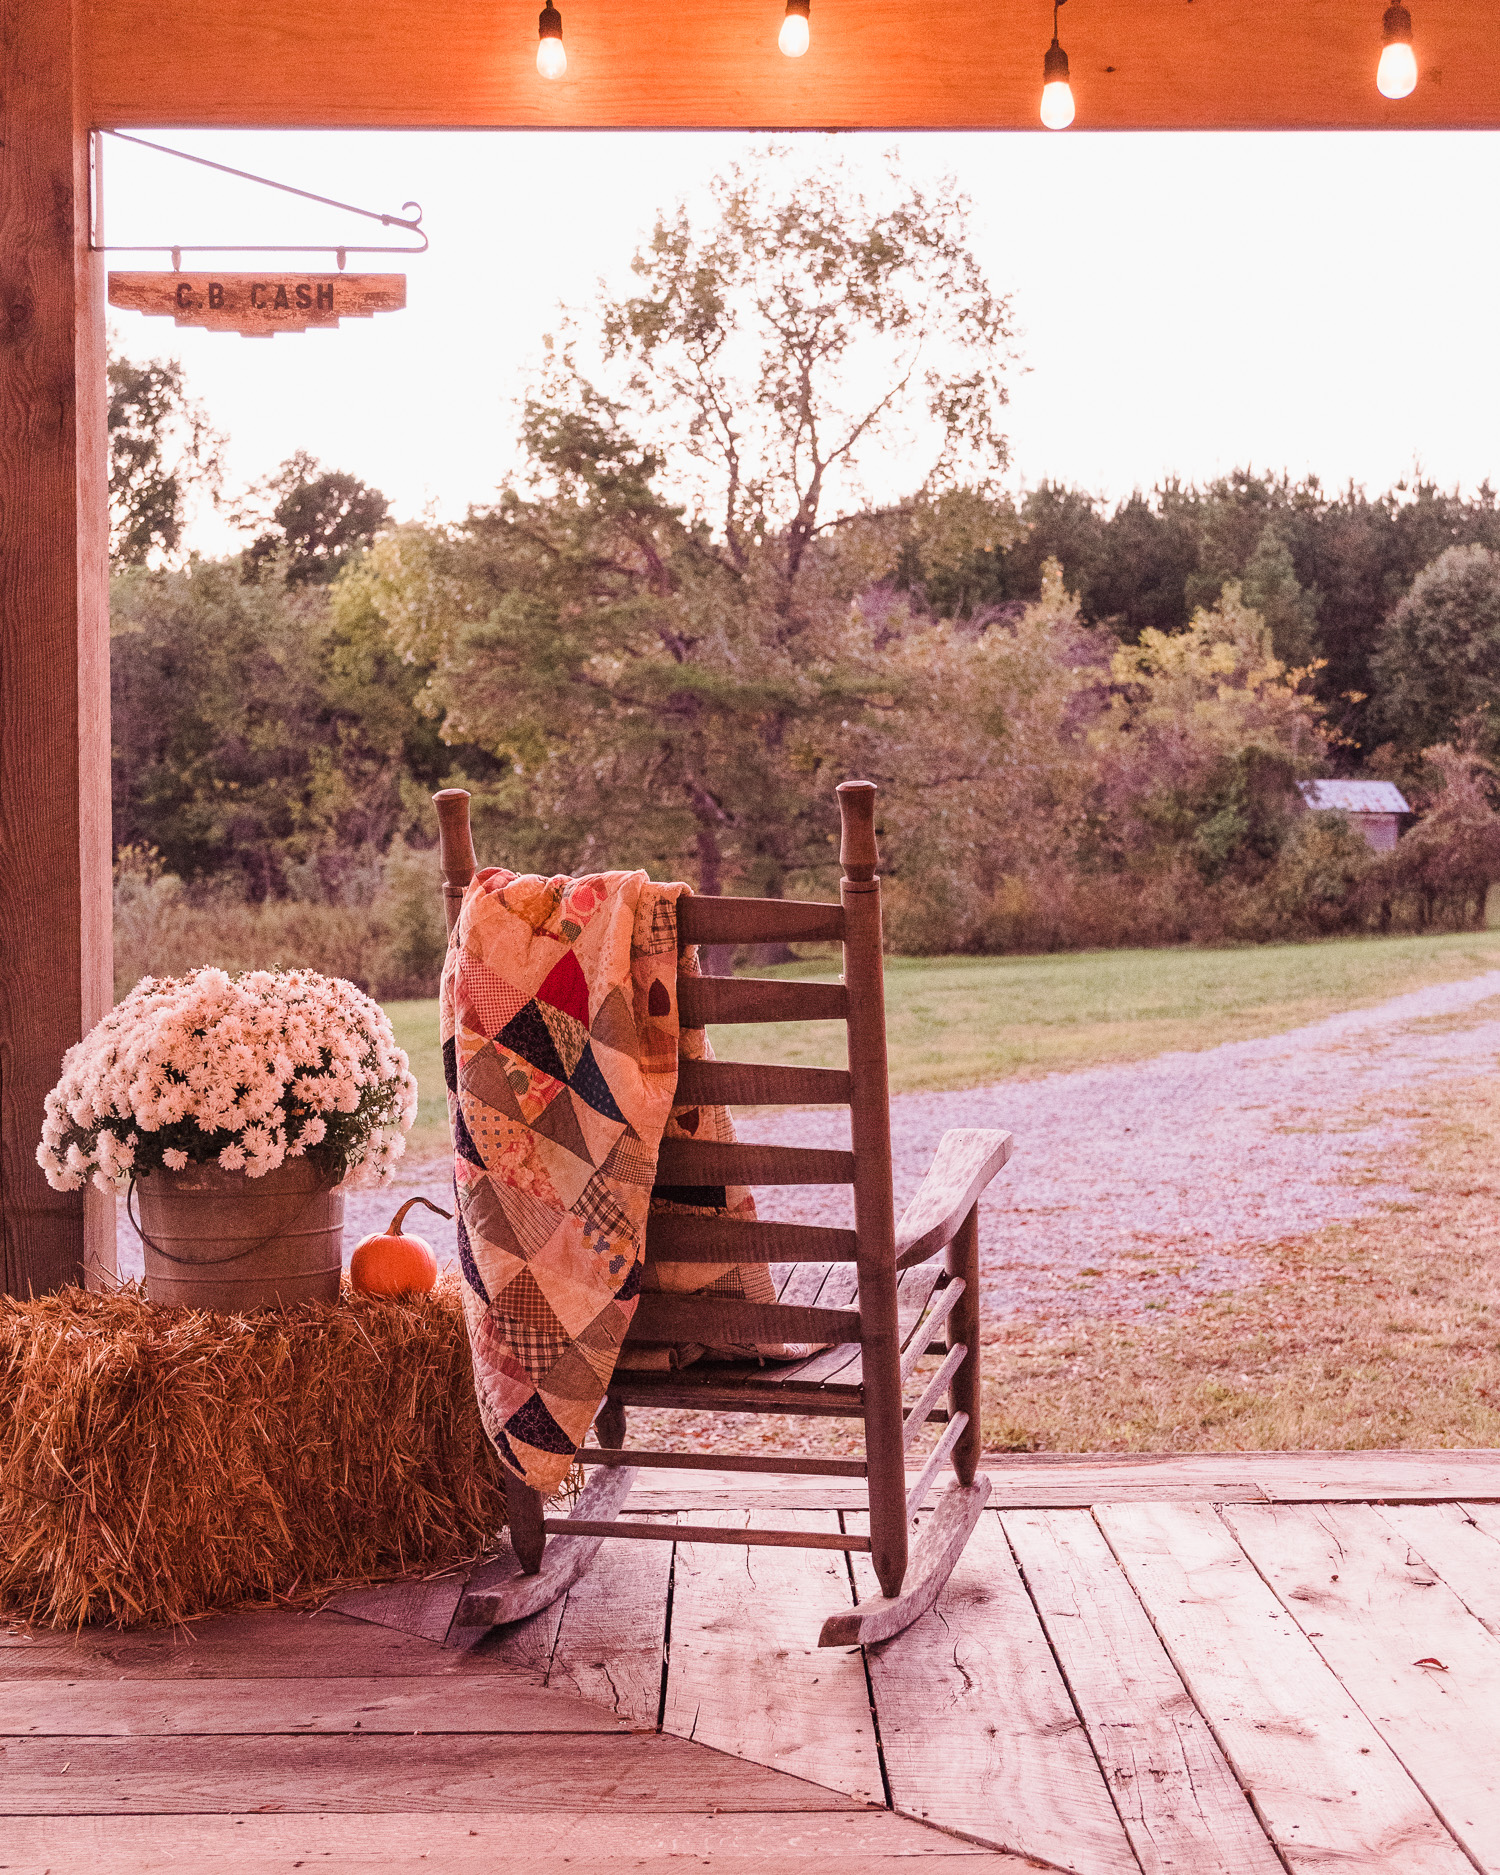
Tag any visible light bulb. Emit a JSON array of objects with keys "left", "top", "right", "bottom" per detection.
[
  {"left": 1041, "top": 36, "right": 1074, "bottom": 129},
  {"left": 1041, "top": 79, "right": 1075, "bottom": 128},
  {"left": 537, "top": 3, "right": 566, "bottom": 78},
  {"left": 1377, "top": 39, "right": 1417, "bottom": 97},
  {"left": 1377, "top": 3, "right": 1416, "bottom": 97},
  {"left": 779, "top": 0, "right": 810, "bottom": 57}
]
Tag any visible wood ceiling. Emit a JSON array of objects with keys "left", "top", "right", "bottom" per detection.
[{"left": 83, "top": 0, "right": 1495, "bottom": 131}]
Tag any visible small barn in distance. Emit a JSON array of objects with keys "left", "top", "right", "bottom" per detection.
[{"left": 1297, "top": 779, "right": 1411, "bottom": 853}]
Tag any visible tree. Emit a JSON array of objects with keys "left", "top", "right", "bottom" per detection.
[
  {"left": 107, "top": 352, "right": 225, "bottom": 566},
  {"left": 1096, "top": 585, "right": 1329, "bottom": 881},
  {"left": 1370, "top": 544, "right": 1500, "bottom": 755},
  {"left": 238, "top": 450, "right": 391, "bottom": 584},
  {"left": 1240, "top": 522, "right": 1321, "bottom": 669},
  {"left": 362, "top": 152, "right": 1018, "bottom": 904},
  {"left": 600, "top": 149, "right": 1015, "bottom": 590}
]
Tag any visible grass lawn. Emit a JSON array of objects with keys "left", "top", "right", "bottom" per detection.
[{"left": 387, "top": 926, "right": 1500, "bottom": 1153}]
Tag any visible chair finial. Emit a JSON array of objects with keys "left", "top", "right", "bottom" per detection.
[
  {"left": 836, "top": 780, "right": 879, "bottom": 882},
  {"left": 433, "top": 789, "right": 477, "bottom": 933}
]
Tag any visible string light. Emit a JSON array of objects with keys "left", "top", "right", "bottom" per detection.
[
  {"left": 1040, "top": 0, "right": 1075, "bottom": 128},
  {"left": 779, "top": 0, "right": 811, "bottom": 58},
  {"left": 537, "top": 3, "right": 566, "bottom": 78},
  {"left": 1377, "top": 2, "right": 1417, "bottom": 98}
]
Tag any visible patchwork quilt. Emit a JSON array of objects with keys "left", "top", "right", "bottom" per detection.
[{"left": 442, "top": 866, "right": 793, "bottom": 1494}]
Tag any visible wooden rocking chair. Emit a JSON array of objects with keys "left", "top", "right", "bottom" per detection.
[{"left": 433, "top": 781, "right": 1013, "bottom": 1647}]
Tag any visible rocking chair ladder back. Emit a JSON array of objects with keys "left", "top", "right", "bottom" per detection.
[{"left": 433, "top": 781, "right": 1013, "bottom": 1646}]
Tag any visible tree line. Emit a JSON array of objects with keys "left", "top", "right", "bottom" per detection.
[{"left": 109, "top": 152, "right": 1500, "bottom": 986}]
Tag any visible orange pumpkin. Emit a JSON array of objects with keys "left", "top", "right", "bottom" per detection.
[{"left": 350, "top": 1195, "right": 450, "bottom": 1297}]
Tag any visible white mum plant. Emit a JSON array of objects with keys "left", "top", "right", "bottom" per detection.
[{"left": 37, "top": 968, "right": 419, "bottom": 1195}]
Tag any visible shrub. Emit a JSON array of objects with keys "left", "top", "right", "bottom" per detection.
[{"left": 113, "top": 841, "right": 448, "bottom": 1004}]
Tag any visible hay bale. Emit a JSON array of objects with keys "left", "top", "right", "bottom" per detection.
[{"left": 0, "top": 1277, "right": 507, "bottom": 1628}]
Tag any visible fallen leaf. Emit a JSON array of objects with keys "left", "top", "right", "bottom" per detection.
[{"left": 1413, "top": 1657, "right": 1448, "bottom": 1670}]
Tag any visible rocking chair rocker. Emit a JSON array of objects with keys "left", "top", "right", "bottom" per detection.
[{"left": 433, "top": 781, "right": 1012, "bottom": 1647}]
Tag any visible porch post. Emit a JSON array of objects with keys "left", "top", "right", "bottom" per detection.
[{"left": 0, "top": 0, "right": 115, "bottom": 1294}]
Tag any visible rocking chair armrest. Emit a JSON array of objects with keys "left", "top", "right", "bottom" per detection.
[{"left": 894, "top": 1128, "right": 1014, "bottom": 1269}]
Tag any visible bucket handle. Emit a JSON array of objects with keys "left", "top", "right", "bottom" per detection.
[{"left": 127, "top": 1174, "right": 337, "bottom": 1268}]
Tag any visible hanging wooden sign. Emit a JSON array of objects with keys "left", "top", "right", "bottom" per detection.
[{"left": 107, "top": 272, "right": 406, "bottom": 337}]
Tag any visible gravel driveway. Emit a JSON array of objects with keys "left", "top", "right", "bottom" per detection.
[{"left": 117, "top": 971, "right": 1500, "bottom": 1322}]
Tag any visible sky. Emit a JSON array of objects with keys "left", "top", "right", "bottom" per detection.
[{"left": 99, "top": 128, "right": 1500, "bottom": 557}]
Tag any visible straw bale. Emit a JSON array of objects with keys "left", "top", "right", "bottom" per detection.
[{"left": 0, "top": 1276, "right": 507, "bottom": 1629}]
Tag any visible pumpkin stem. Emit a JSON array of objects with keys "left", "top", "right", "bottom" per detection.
[{"left": 388, "top": 1195, "right": 453, "bottom": 1235}]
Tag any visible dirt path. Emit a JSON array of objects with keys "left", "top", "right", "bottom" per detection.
[{"left": 116, "top": 972, "right": 1500, "bottom": 1320}]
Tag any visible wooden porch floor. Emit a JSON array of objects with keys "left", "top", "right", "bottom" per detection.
[{"left": 7, "top": 1450, "right": 1500, "bottom": 1873}]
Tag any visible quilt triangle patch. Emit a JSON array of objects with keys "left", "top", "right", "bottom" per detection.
[
  {"left": 454, "top": 1209, "right": 490, "bottom": 1303},
  {"left": 537, "top": 950, "right": 590, "bottom": 1025},
  {"left": 538, "top": 1001, "right": 589, "bottom": 1078},
  {"left": 569, "top": 1040, "right": 628, "bottom": 1123},
  {"left": 589, "top": 986, "right": 636, "bottom": 1058},
  {"left": 464, "top": 1174, "right": 531, "bottom": 1263},
  {"left": 530, "top": 1087, "right": 595, "bottom": 1166},
  {"left": 463, "top": 1042, "right": 526, "bottom": 1122},
  {"left": 496, "top": 1001, "right": 569, "bottom": 1084}
]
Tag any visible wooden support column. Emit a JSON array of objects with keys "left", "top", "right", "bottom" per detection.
[{"left": 0, "top": 0, "right": 114, "bottom": 1294}]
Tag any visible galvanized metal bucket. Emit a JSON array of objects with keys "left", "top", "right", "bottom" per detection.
[{"left": 135, "top": 1159, "right": 344, "bottom": 1312}]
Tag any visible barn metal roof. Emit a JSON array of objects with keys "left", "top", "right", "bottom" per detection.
[{"left": 1297, "top": 780, "right": 1411, "bottom": 816}]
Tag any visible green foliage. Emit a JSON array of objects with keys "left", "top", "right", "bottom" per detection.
[
  {"left": 938, "top": 468, "right": 1500, "bottom": 753},
  {"left": 110, "top": 553, "right": 497, "bottom": 895},
  {"left": 1371, "top": 545, "right": 1500, "bottom": 754},
  {"left": 1270, "top": 813, "right": 1375, "bottom": 933},
  {"left": 236, "top": 450, "right": 391, "bottom": 585},
  {"left": 107, "top": 353, "right": 225, "bottom": 567}
]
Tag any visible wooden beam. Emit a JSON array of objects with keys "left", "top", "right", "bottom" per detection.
[
  {"left": 80, "top": 0, "right": 1500, "bottom": 132},
  {"left": 0, "top": 0, "right": 114, "bottom": 1296}
]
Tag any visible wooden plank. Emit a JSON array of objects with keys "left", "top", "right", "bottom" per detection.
[
  {"left": 1224, "top": 1500, "right": 1500, "bottom": 1872},
  {"left": 851, "top": 1509, "right": 1139, "bottom": 1873},
  {"left": 814, "top": 1264, "right": 946, "bottom": 1391},
  {"left": 0, "top": 1675, "right": 632, "bottom": 1737},
  {"left": 584, "top": 1450, "right": 1500, "bottom": 1514},
  {"left": 645, "top": 1215, "right": 858, "bottom": 1264},
  {"left": 760, "top": 1263, "right": 864, "bottom": 1384},
  {"left": 0, "top": 1609, "right": 521, "bottom": 1681},
  {"left": 677, "top": 895, "right": 844, "bottom": 946},
  {"left": 544, "top": 1523, "right": 673, "bottom": 1726},
  {"left": 474, "top": 1592, "right": 566, "bottom": 1678},
  {"left": 675, "top": 1056, "right": 851, "bottom": 1108},
  {"left": 0, "top": 0, "right": 114, "bottom": 1297},
  {"left": 0, "top": 1810, "right": 1028, "bottom": 1871},
  {"left": 1098, "top": 1501, "right": 1471, "bottom": 1873},
  {"left": 679, "top": 975, "right": 848, "bottom": 1028},
  {"left": 655, "top": 1138, "right": 856, "bottom": 1188},
  {"left": 0, "top": 1730, "right": 867, "bottom": 1815},
  {"left": 662, "top": 1509, "right": 883, "bottom": 1803},
  {"left": 323, "top": 1573, "right": 466, "bottom": 1644},
  {"left": 626, "top": 1291, "right": 860, "bottom": 1347},
  {"left": 82, "top": 0, "right": 1500, "bottom": 135},
  {"left": 1378, "top": 1503, "right": 1500, "bottom": 1638},
  {"left": 1001, "top": 1509, "right": 1282, "bottom": 1875}
]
